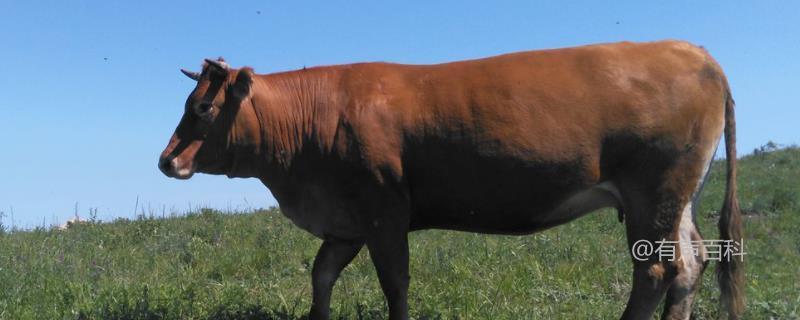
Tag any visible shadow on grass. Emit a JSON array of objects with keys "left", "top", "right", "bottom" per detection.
[
  {"left": 79, "top": 305, "right": 300, "bottom": 320},
  {"left": 78, "top": 303, "right": 442, "bottom": 320},
  {"left": 205, "top": 305, "right": 298, "bottom": 320}
]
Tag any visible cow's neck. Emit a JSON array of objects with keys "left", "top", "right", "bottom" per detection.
[{"left": 246, "top": 69, "right": 345, "bottom": 180}]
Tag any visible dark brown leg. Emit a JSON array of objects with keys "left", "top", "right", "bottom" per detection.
[
  {"left": 364, "top": 196, "right": 411, "bottom": 320},
  {"left": 309, "top": 238, "right": 364, "bottom": 320},
  {"left": 618, "top": 179, "right": 688, "bottom": 319},
  {"left": 661, "top": 195, "right": 711, "bottom": 318},
  {"left": 367, "top": 234, "right": 409, "bottom": 320},
  {"left": 621, "top": 262, "right": 675, "bottom": 320}
]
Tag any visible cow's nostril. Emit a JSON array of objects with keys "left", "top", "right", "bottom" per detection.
[{"left": 158, "top": 158, "right": 172, "bottom": 173}]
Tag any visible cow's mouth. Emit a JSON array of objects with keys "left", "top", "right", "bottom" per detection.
[
  {"left": 158, "top": 156, "right": 196, "bottom": 179},
  {"left": 173, "top": 162, "right": 196, "bottom": 179}
]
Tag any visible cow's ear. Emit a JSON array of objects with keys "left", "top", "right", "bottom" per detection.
[{"left": 230, "top": 67, "right": 253, "bottom": 100}]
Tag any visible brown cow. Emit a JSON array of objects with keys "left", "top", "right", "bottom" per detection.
[{"left": 159, "top": 40, "right": 743, "bottom": 320}]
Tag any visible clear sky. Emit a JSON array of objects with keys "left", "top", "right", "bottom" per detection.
[{"left": 1, "top": 1, "right": 797, "bottom": 228}]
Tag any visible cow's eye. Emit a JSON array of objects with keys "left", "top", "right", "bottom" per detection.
[{"left": 196, "top": 103, "right": 213, "bottom": 115}]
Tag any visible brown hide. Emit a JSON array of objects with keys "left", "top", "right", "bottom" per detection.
[
  {"left": 160, "top": 40, "right": 742, "bottom": 319},
  {"left": 161, "top": 40, "right": 729, "bottom": 237}
]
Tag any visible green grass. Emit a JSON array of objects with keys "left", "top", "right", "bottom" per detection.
[{"left": 1, "top": 147, "right": 799, "bottom": 319}]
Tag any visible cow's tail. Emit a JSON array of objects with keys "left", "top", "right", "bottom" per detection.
[{"left": 718, "top": 84, "right": 744, "bottom": 319}]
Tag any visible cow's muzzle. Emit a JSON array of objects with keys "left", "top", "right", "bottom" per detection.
[
  {"left": 159, "top": 134, "right": 202, "bottom": 179},
  {"left": 158, "top": 155, "right": 195, "bottom": 179}
]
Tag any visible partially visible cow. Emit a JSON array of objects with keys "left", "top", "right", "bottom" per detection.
[
  {"left": 159, "top": 40, "right": 743, "bottom": 320},
  {"left": 57, "top": 214, "right": 85, "bottom": 230}
]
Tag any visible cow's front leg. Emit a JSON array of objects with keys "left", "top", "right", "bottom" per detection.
[
  {"left": 309, "top": 238, "right": 364, "bottom": 320},
  {"left": 366, "top": 213, "right": 410, "bottom": 320}
]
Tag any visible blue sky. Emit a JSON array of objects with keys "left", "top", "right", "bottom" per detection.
[{"left": 0, "top": 1, "right": 797, "bottom": 228}]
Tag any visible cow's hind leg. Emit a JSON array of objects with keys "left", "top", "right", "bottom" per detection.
[
  {"left": 624, "top": 197, "right": 707, "bottom": 320},
  {"left": 661, "top": 200, "right": 707, "bottom": 320},
  {"left": 661, "top": 145, "right": 718, "bottom": 320},
  {"left": 618, "top": 142, "right": 715, "bottom": 319},
  {"left": 619, "top": 184, "right": 682, "bottom": 320}
]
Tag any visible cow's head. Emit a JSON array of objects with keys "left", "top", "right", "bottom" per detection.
[{"left": 158, "top": 58, "right": 254, "bottom": 179}]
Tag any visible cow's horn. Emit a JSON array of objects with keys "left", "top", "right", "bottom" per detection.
[
  {"left": 205, "top": 58, "right": 229, "bottom": 71},
  {"left": 180, "top": 69, "right": 201, "bottom": 81}
]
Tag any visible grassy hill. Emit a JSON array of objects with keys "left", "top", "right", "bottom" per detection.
[{"left": 1, "top": 147, "right": 798, "bottom": 319}]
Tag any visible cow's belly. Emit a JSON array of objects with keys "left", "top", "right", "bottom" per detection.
[
  {"left": 266, "top": 147, "right": 621, "bottom": 238},
  {"left": 268, "top": 182, "right": 366, "bottom": 240},
  {"left": 408, "top": 181, "right": 621, "bottom": 234},
  {"left": 403, "top": 144, "right": 619, "bottom": 234},
  {"left": 279, "top": 202, "right": 365, "bottom": 239},
  {"left": 274, "top": 179, "right": 622, "bottom": 238}
]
